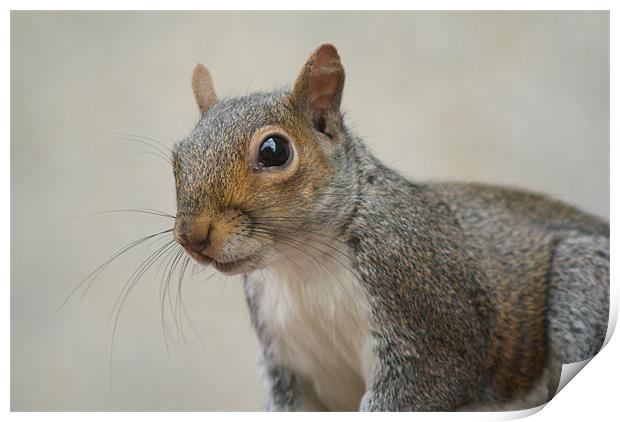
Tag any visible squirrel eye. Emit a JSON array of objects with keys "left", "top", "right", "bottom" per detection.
[{"left": 257, "top": 135, "right": 291, "bottom": 168}]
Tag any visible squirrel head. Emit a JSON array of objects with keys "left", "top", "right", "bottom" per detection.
[{"left": 172, "top": 43, "right": 351, "bottom": 274}]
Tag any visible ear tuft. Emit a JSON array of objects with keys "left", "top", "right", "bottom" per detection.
[
  {"left": 291, "top": 43, "right": 345, "bottom": 136},
  {"left": 192, "top": 63, "right": 218, "bottom": 114}
]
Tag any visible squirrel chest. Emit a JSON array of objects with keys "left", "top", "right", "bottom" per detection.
[{"left": 253, "top": 246, "right": 375, "bottom": 411}]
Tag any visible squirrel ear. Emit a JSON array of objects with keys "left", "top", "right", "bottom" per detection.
[
  {"left": 291, "top": 43, "right": 345, "bottom": 136},
  {"left": 192, "top": 63, "right": 218, "bottom": 114}
]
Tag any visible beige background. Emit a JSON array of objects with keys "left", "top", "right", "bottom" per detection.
[{"left": 11, "top": 11, "right": 609, "bottom": 410}]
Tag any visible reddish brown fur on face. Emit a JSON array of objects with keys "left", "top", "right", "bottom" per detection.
[{"left": 173, "top": 96, "right": 337, "bottom": 267}]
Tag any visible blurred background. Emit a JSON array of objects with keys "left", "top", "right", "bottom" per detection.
[{"left": 11, "top": 11, "right": 609, "bottom": 410}]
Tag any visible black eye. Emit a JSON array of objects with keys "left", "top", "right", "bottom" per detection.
[{"left": 258, "top": 136, "right": 291, "bottom": 168}]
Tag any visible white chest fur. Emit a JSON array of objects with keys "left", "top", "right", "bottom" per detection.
[{"left": 253, "top": 245, "right": 375, "bottom": 411}]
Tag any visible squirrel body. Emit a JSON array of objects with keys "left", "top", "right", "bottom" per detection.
[{"left": 172, "top": 44, "right": 609, "bottom": 411}]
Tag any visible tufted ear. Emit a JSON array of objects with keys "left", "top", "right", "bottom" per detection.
[
  {"left": 291, "top": 43, "right": 345, "bottom": 137},
  {"left": 192, "top": 63, "right": 218, "bottom": 114}
]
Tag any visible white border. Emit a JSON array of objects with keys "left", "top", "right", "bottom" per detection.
[
  {"left": 4, "top": 1, "right": 616, "bottom": 421},
  {"left": 1, "top": 0, "right": 618, "bottom": 11}
]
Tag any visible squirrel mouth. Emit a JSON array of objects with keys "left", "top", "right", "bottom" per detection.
[
  {"left": 183, "top": 248, "right": 213, "bottom": 265},
  {"left": 212, "top": 256, "right": 258, "bottom": 274},
  {"left": 182, "top": 246, "right": 259, "bottom": 274}
]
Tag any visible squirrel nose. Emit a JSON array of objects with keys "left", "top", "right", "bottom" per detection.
[{"left": 174, "top": 218, "right": 212, "bottom": 254}]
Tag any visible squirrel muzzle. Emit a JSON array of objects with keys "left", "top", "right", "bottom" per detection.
[{"left": 173, "top": 208, "right": 254, "bottom": 270}]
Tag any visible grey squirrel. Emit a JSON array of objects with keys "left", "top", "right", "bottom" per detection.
[{"left": 172, "top": 43, "right": 609, "bottom": 411}]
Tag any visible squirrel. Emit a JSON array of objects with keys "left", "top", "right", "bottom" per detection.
[{"left": 171, "top": 43, "right": 610, "bottom": 411}]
